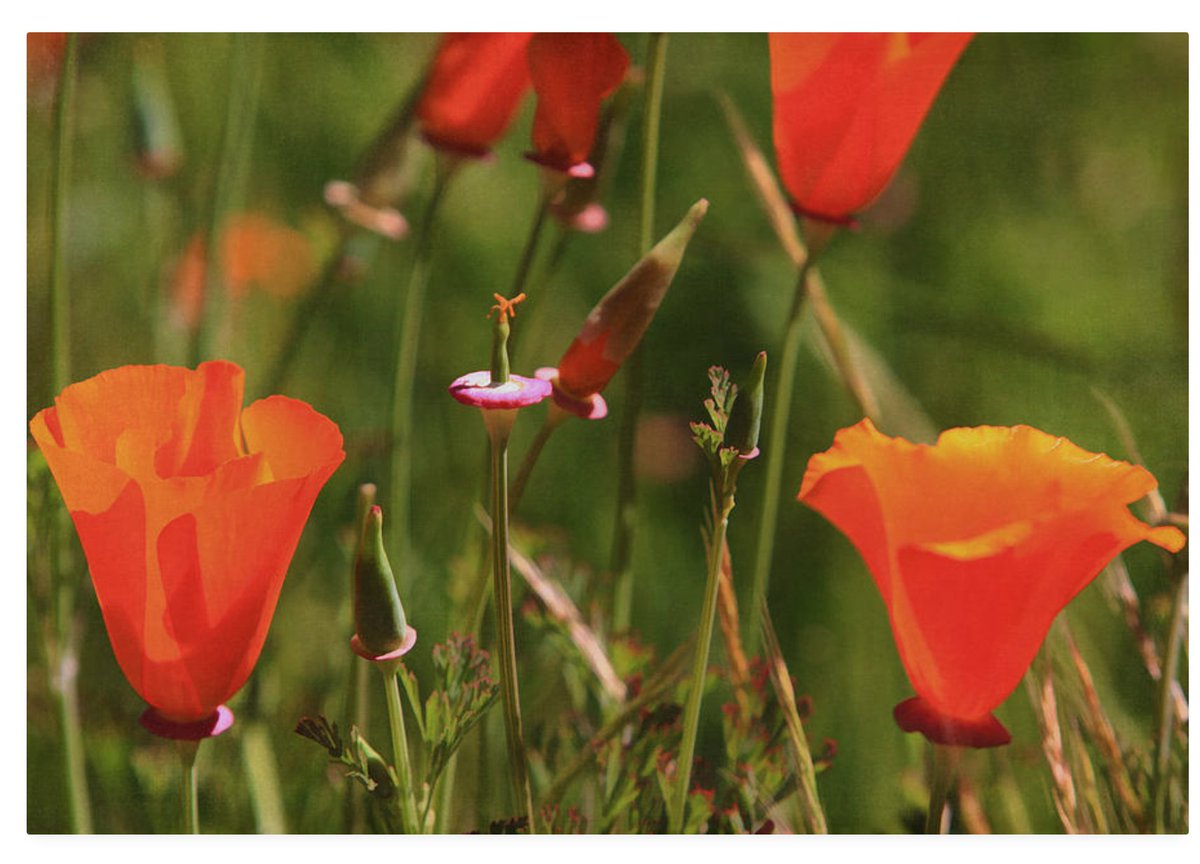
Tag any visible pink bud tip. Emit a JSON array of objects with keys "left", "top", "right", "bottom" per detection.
[
  {"left": 535, "top": 367, "right": 607, "bottom": 420},
  {"left": 350, "top": 626, "right": 418, "bottom": 663}
]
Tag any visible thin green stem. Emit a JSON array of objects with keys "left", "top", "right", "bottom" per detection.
[
  {"left": 49, "top": 32, "right": 78, "bottom": 398},
  {"left": 240, "top": 720, "right": 287, "bottom": 833},
  {"left": 433, "top": 751, "right": 458, "bottom": 832},
  {"left": 489, "top": 426, "right": 538, "bottom": 833},
  {"left": 53, "top": 595, "right": 91, "bottom": 834},
  {"left": 925, "top": 743, "right": 957, "bottom": 834},
  {"left": 510, "top": 193, "right": 550, "bottom": 300},
  {"left": 389, "top": 169, "right": 453, "bottom": 569},
  {"left": 1151, "top": 569, "right": 1187, "bottom": 832},
  {"left": 611, "top": 33, "right": 669, "bottom": 634},
  {"left": 382, "top": 670, "right": 421, "bottom": 834},
  {"left": 509, "top": 409, "right": 566, "bottom": 515},
  {"left": 190, "top": 32, "right": 263, "bottom": 366},
  {"left": 638, "top": 34, "right": 668, "bottom": 254},
  {"left": 178, "top": 740, "right": 200, "bottom": 834},
  {"left": 342, "top": 655, "right": 370, "bottom": 832},
  {"left": 745, "top": 264, "right": 810, "bottom": 657},
  {"left": 668, "top": 495, "right": 732, "bottom": 833}
]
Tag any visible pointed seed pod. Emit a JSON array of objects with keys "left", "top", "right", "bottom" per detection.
[
  {"left": 554, "top": 198, "right": 709, "bottom": 403},
  {"left": 727, "top": 351, "right": 767, "bottom": 458},
  {"left": 353, "top": 505, "right": 409, "bottom": 656}
]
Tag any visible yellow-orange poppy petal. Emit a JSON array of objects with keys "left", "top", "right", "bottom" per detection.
[
  {"left": 50, "top": 364, "right": 190, "bottom": 466},
  {"left": 241, "top": 395, "right": 346, "bottom": 481},
  {"left": 799, "top": 418, "right": 1185, "bottom": 746}
]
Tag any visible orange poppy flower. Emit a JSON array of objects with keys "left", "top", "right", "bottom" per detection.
[
  {"left": 169, "top": 213, "right": 317, "bottom": 330},
  {"left": 769, "top": 33, "right": 972, "bottom": 224},
  {"left": 798, "top": 419, "right": 1185, "bottom": 747},
  {"left": 417, "top": 33, "right": 533, "bottom": 158},
  {"left": 526, "top": 33, "right": 629, "bottom": 176},
  {"left": 29, "top": 361, "right": 345, "bottom": 729}
]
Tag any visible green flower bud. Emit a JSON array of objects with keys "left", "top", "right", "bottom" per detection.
[
  {"left": 353, "top": 505, "right": 409, "bottom": 656},
  {"left": 727, "top": 351, "right": 767, "bottom": 458}
]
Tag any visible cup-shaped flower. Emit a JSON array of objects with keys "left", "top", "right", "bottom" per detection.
[
  {"left": 770, "top": 33, "right": 972, "bottom": 224},
  {"left": 526, "top": 33, "right": 630, "bottom": 177},
  {"left": 29, "top": 361, "right": 345, "bottom": 726},
  {"left": 798, "top": 419, "right": 1185, "bottom": 747},
  {"left": 537, "top": 198, "right": 709, "bottom": 420},
  {"left": 417, "top": 33, "right": 533, "bottom": 159}
]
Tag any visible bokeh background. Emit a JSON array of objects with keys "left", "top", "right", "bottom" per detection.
[{"left": 27, "top": 33, "right": 1187, "bottom": 833}]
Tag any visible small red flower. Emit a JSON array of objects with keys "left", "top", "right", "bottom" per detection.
[
  {"left": 770, "top": 33, "right": 972, "bottom": 224},
  {"left": 30, "top": 361, "right": 345, "bottom": 728},
  {"left": 417, "top": 33, "right": 533, "bottom": 159},
  {"left": 798, "top": 419, "right": 1185, "bottom": 747},
  {"left": 526, "top": 33, "right": 630, "bottom": 177}
]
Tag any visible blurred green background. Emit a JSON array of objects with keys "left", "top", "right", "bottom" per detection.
[{"left": 27, "top": 33, "right": 1187, "bottom": 833}]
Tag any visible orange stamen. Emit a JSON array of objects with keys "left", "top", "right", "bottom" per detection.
[{"left": 489, "top": 292, "right": 527, "bottom": 324}]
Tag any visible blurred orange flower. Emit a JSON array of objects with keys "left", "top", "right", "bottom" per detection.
[
  {"left": 27, "top": 32, "right": 67, "bottom": 96},
  {"left": 798, "top": 419, "right": 1185, "bottom": 747},
  {"left": 170, "top": 213, "right": 317, "bottom": 330},
  {"left": 417, "top": 33, "right": 533, "bottom": 158},
  {"left": 769, "top": 33, "right": 971, "bottom": 224},
  {"left": 526, "top": 33, "right": 629, "bottom": 176},
  {"left": 29, "top": 361, "right": 345, "bottom": 726}
]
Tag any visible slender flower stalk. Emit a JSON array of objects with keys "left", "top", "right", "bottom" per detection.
[
  {"left": 178, "top": 741, "right": 200, "bottom": 834},
  {"left": 488, "top": 417, "right": 537, "bottom": 831},
  {"left": 612, "top": 32, "right": 668, "bottom": 633},
  {"left": 342, "top": 484, "right": 376, "bottom": 832},
  {"left": 382, "top": 670, "right": 421, "bottom": 833},
  {"left": 670, "top": 355, "right": 765, "bottom": 832},
  {"left": 49, "top": 32, "right": 77, "bottom": 398},
  {"left": 448, "top": 294, "right": 550, "bottom": 833},
  {"left": 925, "top": 744, "right": 957, "bottom": 834},
  {"left": 508, "top": 405, "right": 569, "bottom": 514},
  {"left": 389, "top": 163, "right": 455, "bottom": 564},
  {"left": 190, "top": 32, "right": 263, "bottom": 366},
  {"left": 746, "top": 259, "right": 812, "bottom": 657},
  {"left": 45, "top": 33, "right": 92, "bottom": 835},
  {"left": 670, "top": 495, "right": 733, "bottom": 832}
]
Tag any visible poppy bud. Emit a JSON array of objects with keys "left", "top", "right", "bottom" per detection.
[
  {"left": 416, "top": 33, "right": 533, "bottom": 159},
  {"left": 543, "top": 198, "right": 709, "bottom": 419},
  {"left": 353, "top": 506, "right": 409, "bottom": 656},
  {"left": 770, "top": 33, "right": 972, "bottom": 224},
  {"left": 526, "top": 33, "right": 630, "bottom": 177},
  {"left": 726, "top": 351, "right": 767, "bottom": 459}
]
